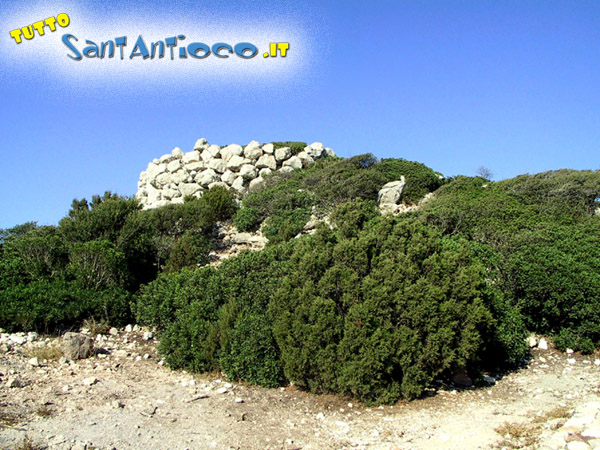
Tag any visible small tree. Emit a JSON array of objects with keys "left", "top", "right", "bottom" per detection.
[{"left": 476, "top": 166, "right": 493, "bottom": 180}]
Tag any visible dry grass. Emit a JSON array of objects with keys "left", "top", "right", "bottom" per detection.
[
  {"left": 25, "top": 345, "right": 62, "bottom": 362},
  {"left": 0, "top": 411, "right": 19, "bottom": 427},
  {"left": 35, "top": 405, "right": 54, "bottom": 418},
  {"left": 83, "top": 318, "right": 111, "bottom": 336},
  {"left": 495, "top": 405, "right": 574, "bottom": 448},
  {"left": 495, "top": 421, "right": 540, "bottom": 448},
  {"left": 534, "top": 405, "right": 572, "bottom": 423},
  {"left": 14, "top": 436, "right": 45, "bottom": 450}
]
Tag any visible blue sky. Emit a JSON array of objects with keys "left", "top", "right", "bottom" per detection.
[{"left": 1, "top": 0, "right": 599, "bottom": 229}]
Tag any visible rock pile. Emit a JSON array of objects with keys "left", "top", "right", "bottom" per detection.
[{"left": 136, "top": 139, "right": 336, "bottom": 209}]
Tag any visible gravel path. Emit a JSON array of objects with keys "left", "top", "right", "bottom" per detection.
[{"left": 0, "top": 328, "right": 599, "bottom": 450}]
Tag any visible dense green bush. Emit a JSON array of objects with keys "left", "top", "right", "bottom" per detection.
[
  {"left": 198, "top": 185, "right": 238, "bottom": 222},
  {"left": 270, "top": 219, "right": 526, "bottom": 404},
  {"left": 421, "top": 170, "right": 600, "bottom": 353},
  {"left": 374, "top": 158, "right": 444, "bottom": 204}
]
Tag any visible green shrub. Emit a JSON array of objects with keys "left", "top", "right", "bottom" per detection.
[
  {"left": 158, "top": 301, "right": 220, "bottom": 372},
  {"left": 330, "top": 199, "right": 379, "bottom": 238},
  {"left": 233, "top": 206, "right": 262, "bottom": 232},
  {"left": 374, "top": 158, "right": 444, "bottom": 204},
  {"left": 219, "top": 309, "right": 284, "bottom": 387},
  {"left": 135, "top": 266, "right": 223, "bottom": 329},
  {"left": 163, "top": 231, "right": 211, "bottom": 273},
  {"left": 272, "top": 218, "right": 515, "bottom": 404},
  {"left": 199, "top": 185, "right": 238, "bottom": 222}
]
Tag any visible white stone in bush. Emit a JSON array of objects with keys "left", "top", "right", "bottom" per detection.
[
  {"left": 259, "top": 168, "right": 272, "bottom": 178},
  {"left": 239, "top": 164, "right": 258, "bottom": 180},
  {"left": 283, "top": 156, "right": 303, "bottom": 170},
  {"left": 256, "top": 154, "right": 276, "bottom": 170},
  {"left": 275, "top": 147, "right": 292, "bottom": 161},
  {"left": 231, "top": 176, "right": 245, "bottom": 191},
  {"left": 196, "top": 169, "right": 219, "bottom": 186},
  {"left": 221, "top": 170, "right": 237, "bottom": 185}
]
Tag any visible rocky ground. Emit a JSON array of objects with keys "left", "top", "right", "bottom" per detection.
[{"left": 0, "top": 328, "right": 599, "bottom": 450}]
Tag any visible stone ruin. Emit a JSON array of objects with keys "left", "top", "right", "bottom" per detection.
[{"left": 135, "top": 138, "right": 336, "bottom": 209}]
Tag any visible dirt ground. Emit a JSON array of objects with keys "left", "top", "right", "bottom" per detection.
[{"left": 0, "top": 328, "right": 599, "bottom": 450}]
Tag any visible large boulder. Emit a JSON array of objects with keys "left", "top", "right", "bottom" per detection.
[
  {"left": 61, "top": 332, "right": 94, "bottom": 360},
  {"left": 378, "top": 178, "right": 406, "bottom": 205}
]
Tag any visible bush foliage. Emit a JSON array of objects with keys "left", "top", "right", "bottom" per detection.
[{"left": 2, "top": 150, "right": 598, "bottom": 404}]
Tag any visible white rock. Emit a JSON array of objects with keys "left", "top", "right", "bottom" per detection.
[
  {"left": 196, "top": 169, "right": 220, "bottom": 186},
  {"left": 538, "top": 338, "right": 549, "bottom": 350},
  {"left": 171, "top": 147, "right": 184, "bottom": 158},
  {"left": 259, "top": 168, "right": 273, "bottom": 178},
  {"left": 208, "top": 159, "right": 227, "bottom": 174},
  {"left": 180, "top": 183, "right": 201, "bottom": 197},
  {"left": 304, "top": 142, "right": 325, "bottom": 158},
  {"left": 6, "top": 376, "right": 23, "bottom": 388},
  {"left": 378, "top": 178, "right": 407, "bottom": 205},
  {"left": 221, "top": 144, "right": 243, "bottom": 161},
  {"left": 159, "top": 154, "right": 172, "bottom": 163},
  {"left": 125, "top": 325, "right": 133, "bottom": 333},
  {"left": 231, "top": 177, "right": 245, "bottom": 192},
  {"left": 28, "top": 357, "right": 39, "bottom": 367},
  {"left": 234, "top": 397, "right": 244, "bottom": 403},
  {"left": 274, "top": 147, "right": 292, "bottom": 161},
  {"left": 143, "top": 332, "right": 154, "bottom": 341},
  {"left": 170, "top": 170, "right": 188, "bottom": 184},
  {"left": 567, "top": 358, "right": 576, "bottom": 364},
  {"left": 324, "top": 147, "right": 336, "bottom": 157},
  {"left": 216, "top": 387, "right": 228, "bottom": 394},
  {"left": 283, "top": 156, "right": 303, "bottom": 170},
  {"left": 566, "top": 442, "right": 592, "bottom": 450},
  {"left": 109, "top": 327, "right": 119, "bottom": 336},
  {"left": 249, "top": 177, "right": 264, "bottom": 191},
  {"left": 226, "top": 155, "right": 246, "bottom": 171},
  {"left": 296, "top": 151, "right": 314, "bottom": 166},
  {"left": 207, "top": 144, "right": 221, "bottom": 158},
  {"left": 244, "top": 142, "right": 263, "bottom": 160},
  {"left": 9, "top": 334, "right": 26, "bottom": 345},
  {"left": 193, "top": 138, "right": 208, "bottom": 150},
  {"left": 280, "top": 166, "right": 294, "bottom": 173},
  {"left": 186, "top": 161, "right": 205, "bottom": 172},
  {"left": 83, "top": 377, "right": 98, "bottom": 386},
  {"left": 208, "top": 181, "right": 229, "bottom": 190},
  {"left": 182, "top": 151, "right": 201, "bottom": 163},
  {"left": 528, "top": 335, "right": 539, "bottom": 348},
  {"left": 200, "top": 150, "right": 213, "bottom": 162},
  {"left": 566, "top": 348, "right": 574, "bottom": 354},
  {"left": 239, "top": 164, "right": 258, "bottom": 180},
  {"left": 221, "top": 170, "right": 237, "bottom": 185},
  {"left": 256, "top": 154, "right": 277, "bottom": 170},
  {"left": 262, "top": 143, "right": 274, "bottom": 154}
]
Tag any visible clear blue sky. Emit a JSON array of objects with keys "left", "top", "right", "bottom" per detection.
[{"left": 1, "top": 0, "right": 599, "bottom": 229}]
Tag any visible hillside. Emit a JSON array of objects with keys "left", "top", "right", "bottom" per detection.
[{"left": 1, "top": 139, "right": 600, "bottom": 408}]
